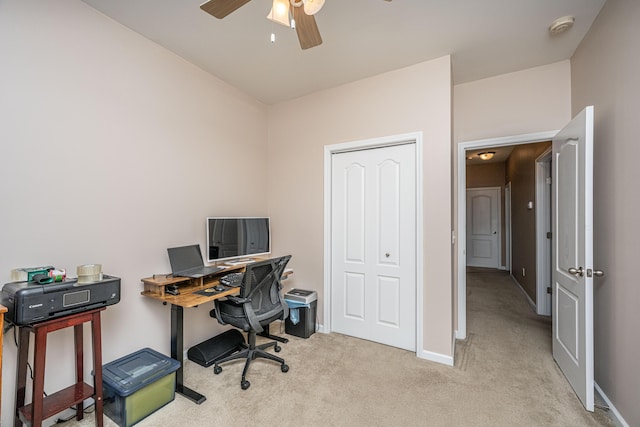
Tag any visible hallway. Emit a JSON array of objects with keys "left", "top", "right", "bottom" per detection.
[{"left": 456, "top": 268, "right": 612, "bottom": 425}]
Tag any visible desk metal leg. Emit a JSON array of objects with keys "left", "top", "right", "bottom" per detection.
[{"left": 170, "top": 304, "right": 206, "bottom": 404}]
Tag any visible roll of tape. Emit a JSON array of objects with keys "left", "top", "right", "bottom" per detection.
[
  {"left": 78, "top": 273, "right": 102, "bottom": 284},
  {"left": 77, "top": 264, "right": 103, "bottom": 284},
  {"left": 77, "top": 264, "right": 102, "bottom": 276}
]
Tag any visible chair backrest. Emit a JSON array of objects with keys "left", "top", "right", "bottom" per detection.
[{"left": 240, "top": 255, "right": 291, "bottom": 321}]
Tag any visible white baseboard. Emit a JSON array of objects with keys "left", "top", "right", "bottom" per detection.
[
  {"left": 417, "top": 348, "right": 454, "bottom": 366},
  {"left": 595, "top": 382, "right": 630, "bottom": 427},
  {"left": 316, "top": 323, "right": 326, "bottom": 333},
  {"left": 510, "top": 274, "right": 536, "bottom": 312},
  {"left": 455, "top": 329, "right": 465, "bottom": 340}
]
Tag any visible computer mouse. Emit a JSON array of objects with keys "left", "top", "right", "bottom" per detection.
[{"left": 214, "top": 284, "right": 225, "bottom": 292}]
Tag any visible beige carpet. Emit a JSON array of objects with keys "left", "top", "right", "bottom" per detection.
[{"left": 63, "top": 269, "right": 613, "bottom": 427}]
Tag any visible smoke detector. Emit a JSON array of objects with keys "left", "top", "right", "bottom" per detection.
[{"left": 549, "top": 16, "right": 575, "bottom": 35}]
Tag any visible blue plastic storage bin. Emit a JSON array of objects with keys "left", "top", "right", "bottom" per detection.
[{"left": 102, "top": 348, "right": 180, "bottom": 427}]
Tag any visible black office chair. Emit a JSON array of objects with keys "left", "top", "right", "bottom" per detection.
[{"left": 210, "top": 255, "right": 291, "bottom": 390}]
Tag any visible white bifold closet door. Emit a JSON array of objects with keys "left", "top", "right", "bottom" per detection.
[{"left": 331, "top": 143, "right": 416, "bottom": 351}]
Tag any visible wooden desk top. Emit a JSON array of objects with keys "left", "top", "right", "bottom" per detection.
[
  {"left": 141, "top": 260, "right": 292, "bottom": 308},
  {"left": 141, "top": 265, "right": 245, "bottom": 308}
]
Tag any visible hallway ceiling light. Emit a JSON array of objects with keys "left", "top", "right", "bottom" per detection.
[{"left": 478, "top": 152, "right": 495, "bottom": 161}]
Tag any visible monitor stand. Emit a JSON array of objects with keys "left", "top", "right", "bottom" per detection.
[{"left": 224, "top": 258, "right": 255, "bottom": 266}]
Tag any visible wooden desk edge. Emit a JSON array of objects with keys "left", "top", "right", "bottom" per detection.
[{"left": 141, "top": 286, "right": 240, "bottom": 308}]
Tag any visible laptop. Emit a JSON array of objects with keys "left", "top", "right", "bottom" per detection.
[{"left": 167, "top": 244, "right": 224, "bottom": 278}]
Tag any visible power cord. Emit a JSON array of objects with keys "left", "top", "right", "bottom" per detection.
[
  {"left": 9, "top": 321, "right": 47, "bottom": 397},
  {"left": 54, "top": 401, "right": 96, "bottom": 424}
]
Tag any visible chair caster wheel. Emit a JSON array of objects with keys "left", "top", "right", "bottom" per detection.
[
  {"left": 281, "top": 364, "right": 289, "bottom": 373},
  {"left": 274, "top": 345, "right": 281, "bottom": 353},
  {"left": 213, "top": 366, "right": 222, "bottom": 375},
  {"left": 241, "top": 380, "right": 250, "bottom": 390}
]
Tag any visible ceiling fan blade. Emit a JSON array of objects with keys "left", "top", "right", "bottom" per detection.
[
  {"left": 293, "top": 6, "right": 323, "bottom": 50},
  {"left": 200, "top": 0, "right": 251, "bottom": 19}
]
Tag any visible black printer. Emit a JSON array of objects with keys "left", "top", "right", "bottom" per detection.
[{"left": 1, "top": 275, "right": 121, "bottom": 325}]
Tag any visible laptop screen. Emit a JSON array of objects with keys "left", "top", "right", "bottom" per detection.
[{"left": 167, "top": 244, "right": 204, "bottom": 274}]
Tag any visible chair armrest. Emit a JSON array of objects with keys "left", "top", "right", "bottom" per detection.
[{"left": 227, "top": 295, "right": 250, "bottom": 304}]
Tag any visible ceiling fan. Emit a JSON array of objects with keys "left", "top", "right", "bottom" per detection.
[{"left": 200, "top": 0, "right": 324, "bottom": 50}]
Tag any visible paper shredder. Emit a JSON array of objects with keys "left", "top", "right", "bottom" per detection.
[{"left": 284, "top": 289, "right": 317, "bottom": 338}]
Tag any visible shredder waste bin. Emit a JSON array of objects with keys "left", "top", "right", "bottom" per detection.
[{"left": 284, "top": 289, "right": 317, "bottom": 338}]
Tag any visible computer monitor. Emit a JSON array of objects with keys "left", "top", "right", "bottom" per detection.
[{"left": 206, "top": 217, "right": 271, "bottom": 263}]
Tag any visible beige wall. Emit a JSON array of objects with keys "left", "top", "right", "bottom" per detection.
[
  {"left": 0, "top": 1, "right": 268, "bottom": 423},
  {"left": 453, "top": 61, "right": 572, "bottom": 333},
  {"left": 268, "top": 57, "right": 453, "bottom": 358},
  {"left": 571, "top": 0, "right": 640, "bottom": 425},
  {"left": 505, "top": 142, "right": 551, "bottom": 302},
  {"left": 454, "top": 61, "right": 572, "bottom": 143}
]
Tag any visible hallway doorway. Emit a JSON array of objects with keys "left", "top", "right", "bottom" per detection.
[{"left": 457, "top": 131, "right": 556, "bottom": 339}]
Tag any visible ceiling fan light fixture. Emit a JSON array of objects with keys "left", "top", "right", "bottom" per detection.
[
  {"left": 478, "top": 151, "right": 495, "bottom": 161},
  {"left": 267, "top": 0, "right": 290, "bottom": 27},
  {"left": 303, "top": 0, "right": 325, "bottom": 15}
]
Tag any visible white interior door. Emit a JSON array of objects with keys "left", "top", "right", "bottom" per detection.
[
  {"left": 552, "top": 106, "right": 594, "bottom": 411},
  {"left": 466, "top": 187, "right": 500, "bottom": 268},
  {"left": 331, "top": 143, "right": 416, "bottom": 351}
]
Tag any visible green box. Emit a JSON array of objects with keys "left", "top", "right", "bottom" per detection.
[{"left": 102, "top": 348, "right": 180, "bottom": 427}]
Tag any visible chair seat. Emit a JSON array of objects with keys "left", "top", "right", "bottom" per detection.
[{"left": 216, "top": 299, "right": 285, "bottom": 332}]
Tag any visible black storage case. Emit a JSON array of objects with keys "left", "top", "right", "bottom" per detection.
[
  {"left": 187, "top": 329, "right": 245, "bottom": 367},
  {"left": 285, "top": 300, "right": 317, "bottom": 338}
]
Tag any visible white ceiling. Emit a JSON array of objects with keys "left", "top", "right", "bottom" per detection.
[{"left": 81, "top": 0, "right": 606, "bottom": 105}]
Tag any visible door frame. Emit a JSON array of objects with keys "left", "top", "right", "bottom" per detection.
[
  {"left": 505, "top": 181, "right": 512, "bottom": 273},
  {"left": 324, "top": 132, "right": 424, "bottom": 357},
  {"left": 535, "top": 148, "right": 553, "bottom": 316},
  {"left": 456, "top": 130, "right": 557, "bottom": 340}
]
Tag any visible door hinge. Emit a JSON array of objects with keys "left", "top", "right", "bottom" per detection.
[
  {"left": 547, "top": 286, "right": 552, "bottom": 294},
  {"left": 546, "top": 232, "right": 552, "bottom": 239},
  {"left": 546, "top": 177, "right": 552, "bottom": 185}
]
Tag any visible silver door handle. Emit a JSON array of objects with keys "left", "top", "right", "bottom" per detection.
[
  {"left": 568, "top": 267, "right": 584, "bottom": 277},
  {"left": 593, "top": 269, "right": 605, "bottom": 277}
]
